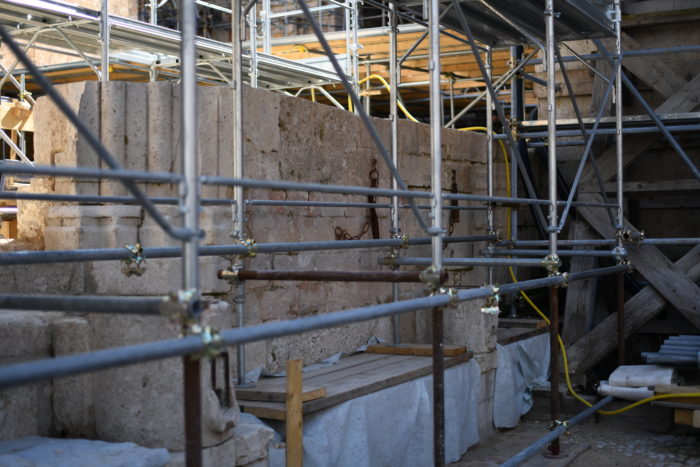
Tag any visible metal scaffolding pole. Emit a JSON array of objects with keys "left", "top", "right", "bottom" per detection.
[
  {"left": 428, "top": 1, "right": 445, "bottom": 463},
  {"left": 389, "top": 0, "right": 401, "bottom": 345},
  {"left": 545, "top": 0, "right": 560, "bottom": 456},
  {"left": 180, "top": 0, "right": 202, "bottom": 464},
  {"left": 100, "top": 0, "right": 110, "bottom": 82},
  {"left": 231, "top": 0, "right": 250, "bottom": 389}
]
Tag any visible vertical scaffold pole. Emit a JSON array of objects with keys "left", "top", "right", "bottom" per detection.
[
  {"left": 545, "top": 0, "right": 561, "bottom": 456},
  {"left": 232, "top": 0, "right": 249, "bottom": 387},
  {"left": 389, "top": 0, "right": 401, "bottom": 345},
  {"left": 428, "top": 0, "right": 445, "bottom": 465},
  {"left": 614, "top": 0, "right": 626, "bottom": 367},
  {"left": 100, "top": 0, "right": 110, "bottom": 82},
  {"left": 486, "top": 46, "right": 494, "bottom": 286},
  {"left": 181, "top": 0, "right": 202, "bottom": 465}
]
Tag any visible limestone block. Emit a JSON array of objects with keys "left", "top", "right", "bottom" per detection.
[
  {"left": 147, "top": 81, "right": 176, "bottom": 197},
  {"left": 44, "top": 205, "right": 142, "bottom": 250},
  {"left": 0, "top": 262, "right": 86, "bottom": 295},
  {"left": 0, "top": 312, "right": 60, "bottom": 441},
  {"left": 243, "top": 86, "right": 282, "bottom": 157},
  {"left": 101, "top": 82, "right": 128, "bottom": 197},
  {"left": 90, "top": 300, "right": 239, "bottom": 451},
  {"left": 232, "top": 423, "right": 275, "bottom": 466},
  {"left": 51, "top": 317, "right": 95, "bottom": 438},
  {"left": 198, "top": 86, "right": 220, "bottom": 199},
  {"left": 125, "top": 83, "right": 149, "bottom": 181},
  {"left": 167, "top": 434, "right": 237, "bottom": 467}
]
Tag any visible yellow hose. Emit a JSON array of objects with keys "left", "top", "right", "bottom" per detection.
[{"left": 461, "top": 127, "right": 700, "bottom": 415}]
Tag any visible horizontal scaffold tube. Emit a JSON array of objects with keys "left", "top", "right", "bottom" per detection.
[
  {"left": 0, "top": 266, "right": 626, "bottom": 390},
  {"left": 489, "top": 249, "right": 620, "bottom": 258},
  {"left": 0, "top": 235, "right": 496, "bottom": 266},
  {"left": 501, "top": 396, "right": 615, "bottom": 467},
  {"left": 0, "top": 191, "right": 234, "bottom": 206},
  {"left": 221, "top": 269, "right": 447, "bottom": 283},
  {"left": 0, "top": 294, "right": 164, "bottom": 314},
  {"left": 390, "top": 257, "right": 554, "bottom": 268},
  {"left": 499, "top": 238, "right": 700, "bottom": 247}
]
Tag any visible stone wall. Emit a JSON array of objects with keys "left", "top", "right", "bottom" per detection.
[{"left": 2, "top": 81, "right": 506, "bottom": 450}]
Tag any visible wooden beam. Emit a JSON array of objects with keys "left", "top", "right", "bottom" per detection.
[
  {"left": 623, "top": 0, "right": 700, "bottom": 15},
  {"left": 561, "top": 219, "right": 599, "bottom": 345},
  {"left": 286, "top": 359, "right": 303, "bottom": 467},
  {"left": 602, "top": 179, "right": 700, "bottom": 193},
  {"left": 0, "top": 100, "right": 33, "bottom": 132},
  {"left": 580, "top": 72, "right": 700, "bottom": 187},
  {"left": 567, "top": 244, "right": 700, "bottom": 374},
  {"left": 578, "top": 193, "right": 700, "bottom": 330}
]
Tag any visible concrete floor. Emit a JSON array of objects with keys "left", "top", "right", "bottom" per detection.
[{"left": 452, "top": 394, "right": 700, "bottom": 466}]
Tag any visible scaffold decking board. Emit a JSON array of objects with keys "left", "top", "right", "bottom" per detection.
[
  {"left": 498, "top": 318, "right": 546, "bottom": 329},
  {"left": 238, "top": 352, "right": 472, "bottom": 421},
  {"left": 497, "top": 326, "right": 548, "bottom": 346},
  {"left": 235, "top": 386, "right": 327, "bottom": 404},
  {"left": 365, "top": 343, "right": 468, "bottom": 357}
]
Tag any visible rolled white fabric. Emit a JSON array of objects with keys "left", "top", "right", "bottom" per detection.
[
  {"left": 598, "top": 380, "right": 654, "bottom": 401},
  {"left": 609, "top": 365, "right": 678, "bottom": 388}
]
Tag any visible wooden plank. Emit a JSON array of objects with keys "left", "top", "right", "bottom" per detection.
[
  {"left": 0, "top": 100, "right": 33, "bottom": 132},
  {"left": 580, "top": 72, "right": 700, "bottom": 188},
  {"left": 366, "top": 343, "right": 467, "bottom": 357},
  {"left": 577, "top": 196, "right": 700, "bottom": 329},
  {"left": 497, "top": 327, "right": 548, "bottom": 345},
  {"left": 562, "top": 219, "right": 599, "bottom": 345},
  {"left": 498, "top": 318, "right": 546, "bottom": 329},
  {"left": 236, "top": 385, "right": 326, "bottom": 403},
  {"left": 675, "top": 409, "right": 693, "bottom": 426},
  {"left": 286, "top": 359, "right": 303, "bottom": 467},
  {"left": 602, "top": 179, "right": 700, "bottom": 193},
  {"left": 239, "top": 353, "right": 473, "bottom": 419},
  {"left": 567, "top": 244, "right": 700, "bottom": 374},
  {"left": 623, "top": 0, "right": 700, "bottom": 15},
  {"left": 599, "top": 32, "right": 687, "bottom": 100}
]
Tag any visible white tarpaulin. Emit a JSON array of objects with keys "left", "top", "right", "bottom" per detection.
[
  {"left": 493, "top": 333, "right": 550, "bottom": 428},
  {"left": 270, "top": 359, "right": 481, "bottom": 467}
]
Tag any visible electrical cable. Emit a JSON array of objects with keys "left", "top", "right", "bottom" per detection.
[{"left": 464, "top": 126, "right": 700, "bottom": 415}]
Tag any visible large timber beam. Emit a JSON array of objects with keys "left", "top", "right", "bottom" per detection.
[
  {"left": 577, "top": 193, "right": 700, "bottom": 330},
  {"left": 580, "top": 72, "right": 700, "bottom": 188},
  {"left": 567, "top": 245, "right": 700, "bottom": 374}
]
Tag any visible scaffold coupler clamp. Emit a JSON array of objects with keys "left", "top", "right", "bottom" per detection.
[
  {"left": 558, "top": 271, "right": 570, "bottom": 288},
  {"left": 542, "top": 254, "right": 561, "bottom": 275},
  {"left": 617, "top": 227, "right": 644, "bottom": 246},
  {"left": 399, "top": 234, "right": 410, "bottom": 250},
  {"left": 612, "top": 245, "right": 628, "bottom": 264},
  {"left": 420, "top": 266, "right": 442, "bottom": 293},
  {"left": 436, "top": 287, "right": 459, "bottom": 307},
  {"left": 481, "top": 286, "right": 500, "bottom": 315},
  {"left": 160, "top": 289, "right": 199, "bottom": 327},
  {"left": 217, "top": 266, "right": 241, "bottom": 284},
  {"left": 241, "top": 238, "right": 257, "bottom": 257},
  {"left": 548, "top": 419, "right": 570, "bottom": 436},
  {"left": 122, "top": 243, "right": 146, "bottom": 277},
  {"left": 381, "top": 252, "right": 398, "bottom": 269},
  {"left": 190, "top": 324, "right": 223, "bottom": 360}
]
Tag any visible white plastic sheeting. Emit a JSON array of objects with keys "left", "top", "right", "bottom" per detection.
[
  {"left": 270, "top": 359, "right": 481, "bottom": 467},
  {"left": 608, "top": 365, "right": 678, "bottom": 387},
  {"left": 493, "top": 333, "right": 550, "bottom": 428}
]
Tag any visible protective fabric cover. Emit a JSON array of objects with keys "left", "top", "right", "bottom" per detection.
[
  {"left": 271, "top": 359, "right": 480, "bottom": 467},
  {"left": 493, "top": 333, "right": 550, "bottom": 428}
]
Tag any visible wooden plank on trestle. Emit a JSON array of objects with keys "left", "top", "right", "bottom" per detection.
[
  {"left": 580, "top": 72, "right": 700, "bottom": 188},
  {"left": 238, "top": 352, "right": 473, "bottom": 419},
  {"left": 577, "top": 195, "right": 700, "bottom": 330},
  {"left": 366, "top": 343, "right": 467, "bottom": 357},
  {"left": 236, "top": 385, "right": 326, "bottom": 403},
  {"left": 562, "top": 219, "right": 599, "bottom": 345},
  {"left": 498, "top": 318, "right": 546, "bottom": 329},
  {"left": 567, "top": 245, "right": 700, "bottom": 374}
]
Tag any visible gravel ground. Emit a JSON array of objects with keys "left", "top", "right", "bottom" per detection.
[{"left": 452, "top": 395, "right": 700, "bottom": 466}]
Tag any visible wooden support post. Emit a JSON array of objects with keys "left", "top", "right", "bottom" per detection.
[{"left": 286, "top": 359, "right": 303, "bottom": 467}]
